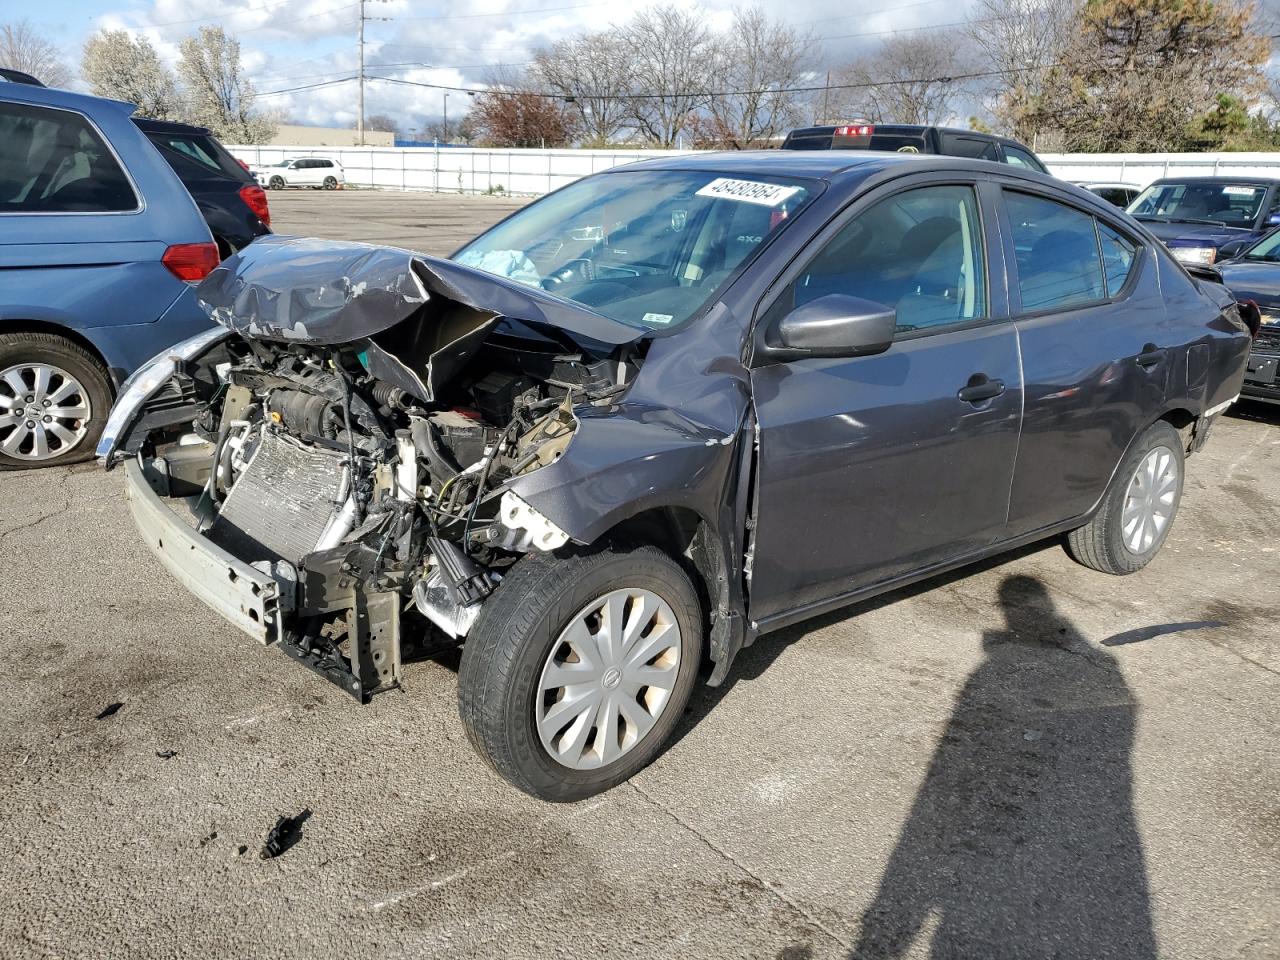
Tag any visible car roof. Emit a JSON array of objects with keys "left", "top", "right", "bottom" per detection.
[
  {"left": 0, "top": 79, "right": 136, "bottom": 117},
  {"left": 609, "top": 149, "right": 1054, "bottom": 185}
]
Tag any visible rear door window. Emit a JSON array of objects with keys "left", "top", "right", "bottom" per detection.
[
  {"left": 1005, "top": 191, "right": 1106, "bottom": 311},
  {"left": 0, "top": 100, "right": 138, "bottom": 213}
]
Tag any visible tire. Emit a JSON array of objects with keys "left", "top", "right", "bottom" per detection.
[
  {"left": 1064, "top": 420, "right": 1185, "bottom": 575},
  {"left": 0, "top": 332, "right": 112, "bottom": 470},
  {"left": 458, "top": 545, "right": 702, "bottom": 802},
  {"left": 268, "top": 176, "right": 284, "bottom": 190},
  {"left": 322, "top": 176, "right": 337, "bottom": 190}
]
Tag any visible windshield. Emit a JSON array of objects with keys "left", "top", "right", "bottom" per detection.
[
  {"left": 453, "top": 169, "right": 816, "bottom": 331},
  {"left": 1127, "top": 181, "right": 1266, "bottom": 227}
]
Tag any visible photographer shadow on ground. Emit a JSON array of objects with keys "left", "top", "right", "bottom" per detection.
[{"left": 849, "top": 574, "right": 1156, "bottom": 960}]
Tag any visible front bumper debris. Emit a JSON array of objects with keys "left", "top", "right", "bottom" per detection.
[
  {"left": 124, "top": 458, "right": 403, "bottom": 702},
  {"left": 126, "top": 459, "right": 284, "bottom": 644}
]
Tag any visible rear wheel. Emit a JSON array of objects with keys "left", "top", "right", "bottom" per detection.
[
  {"left": 1065, "top": 420, "right": 1184, "bottom": 574},
  {"left": 322, "top": 176, "right": 338, "bottom": 190},
  {"left": 458, "top": 545, "right": 702, "bottom": 801},
  {"left": 0, "top": 333, "right": 112, "bottom": 469}
]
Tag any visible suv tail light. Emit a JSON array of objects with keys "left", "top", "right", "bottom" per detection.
[
  {"left": 238, "top": 183, "right": 271, "bottom": 227},
  {"left": 162, "top": 242, "right": 220, "bottom": 281},
  {"left": 834, "top": 124, "right": 874, "bottom": 137}
]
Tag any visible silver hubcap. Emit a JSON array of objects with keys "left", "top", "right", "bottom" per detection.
[
  {"left": 1121, "top": 445, "right": 1178, "bottom": 554},
  {"left": 535, "top": 587, "right": 682, "bottom": 770},
  {"left": 0, "top": 363, "right": 91, "bottom": 461}
]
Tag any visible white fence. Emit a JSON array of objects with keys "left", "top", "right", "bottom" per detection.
[
  {"left": 228, "top": 145, "right": 683, "bottom": 196},
  {"left": 227, "top": 144, "right": 1280, "bottom": 197}
]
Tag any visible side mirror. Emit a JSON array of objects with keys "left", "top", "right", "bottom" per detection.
[{"left": 772, "top": 294, "right": 897, "bottom": 360}]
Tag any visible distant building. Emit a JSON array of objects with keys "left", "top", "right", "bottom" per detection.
[{"left": 267, "top": 124, "right": 394, "bottom": 147}]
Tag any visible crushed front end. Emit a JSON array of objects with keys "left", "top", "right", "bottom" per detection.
[{"left": 101, "top": 237, "right": 642, "bottom": 701}]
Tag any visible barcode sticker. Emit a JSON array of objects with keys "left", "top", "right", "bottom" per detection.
[{"left": 695, "top": 178, "right": 801, "bottom": 207}]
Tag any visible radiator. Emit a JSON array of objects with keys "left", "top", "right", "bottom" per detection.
[{"left": 208, "top": 431, "right": 347, "bottom": 564}]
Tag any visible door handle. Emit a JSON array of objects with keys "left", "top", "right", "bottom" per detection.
[
  {"left": 1136, "top": 343, "right": 1166, "bottom": 367},
  {"left": 957, "top": 374, "right": 1006, "bottom": 404}
]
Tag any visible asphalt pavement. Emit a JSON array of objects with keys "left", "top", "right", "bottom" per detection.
[{"left": 1, "top": 189, "right": 1276, "bottom": 960}]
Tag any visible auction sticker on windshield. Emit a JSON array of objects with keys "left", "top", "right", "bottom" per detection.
[{"left": 695, "top": 178, "right": 802, "bottom": 207}]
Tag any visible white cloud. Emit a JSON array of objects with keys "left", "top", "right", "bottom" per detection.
[{"left": 82, "top": 0, "right": 981, "bottom": 129}]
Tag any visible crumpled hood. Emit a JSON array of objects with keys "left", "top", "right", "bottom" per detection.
[
  {"left": 1135, "top": 218, "right": 1256, "bottom": 249},
  {"left": 195, "top": 235, "right": 645, "bottom": 347}
]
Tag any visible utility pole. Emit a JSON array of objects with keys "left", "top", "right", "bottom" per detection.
[
  {"left": 443, "top": 92, "right": 449, "bottom": 144},
  {"left": 357, "top": 0, "right": 365, "bottom": 145}
]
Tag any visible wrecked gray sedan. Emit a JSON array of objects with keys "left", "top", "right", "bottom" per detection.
[{"left": 101, "top": 154, "right": 1251, "bottom": 800}]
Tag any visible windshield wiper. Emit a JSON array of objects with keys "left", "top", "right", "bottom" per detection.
[
  {"left": 1133, "top": 215, "right": 1168, "bottom": 223},
  {"left": 1165, "top": 217, "right": 1228, "bottom": 227}
]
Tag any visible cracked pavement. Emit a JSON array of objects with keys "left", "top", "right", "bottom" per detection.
[{"left": 1, "top": 191, "right": 1277, "bottom": 959}]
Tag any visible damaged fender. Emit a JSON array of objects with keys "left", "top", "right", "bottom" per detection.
[{"left": 504, "top": 302, "right": 756, "bottom": 682}]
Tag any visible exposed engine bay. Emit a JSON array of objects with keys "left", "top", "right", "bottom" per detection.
[{"left": 107, "top": 238, "right": 643, "bottom": 700}]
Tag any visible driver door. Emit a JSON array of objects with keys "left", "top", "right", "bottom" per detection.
[{"left": 748, "top": 179, "right": 1023, "bottom": 622}]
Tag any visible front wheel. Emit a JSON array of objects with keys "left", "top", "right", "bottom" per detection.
[
  {"left": 458, "top": 545, "right": 702, "bottom": 801},
  {"left": 268, "top": 176, "right": 285, "bottom": 189},
  {"left": 1065, "top": 420, "right": 1184, "bottom": 574}
]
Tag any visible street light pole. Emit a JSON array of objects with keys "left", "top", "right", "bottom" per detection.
[{"left": 443, "top": 92, "right": 449, "bottom": 144}]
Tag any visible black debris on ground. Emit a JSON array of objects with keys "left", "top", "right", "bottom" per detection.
[
  {"left": 155, "top": 749, "right": 178, "bottom": 760},
  {"left": 199, "top": 831, "right": 218, "bottom": 848},
  {"left": 95, "top": 702, "right": 124, "bottom": 720},
  {"left": 260, "top": 809, "right": 312, "bottom": 860}
]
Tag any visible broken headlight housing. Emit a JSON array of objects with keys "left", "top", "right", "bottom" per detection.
[{"left": 97, "top": 326, "right": 230, "bottom": 463}]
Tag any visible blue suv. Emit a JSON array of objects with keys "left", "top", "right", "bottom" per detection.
[{"left": 1, "top": 82, "right": 216, "bottom": 468}]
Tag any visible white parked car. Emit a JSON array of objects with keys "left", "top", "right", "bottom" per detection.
[{"left": 254, "top": 157, "right": 344, "bottom": 190}]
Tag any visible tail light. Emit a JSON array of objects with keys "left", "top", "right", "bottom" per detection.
[
  {"left": 162, "top": 242, "right": 220, "bottom": 281},
  {"left": 238, "top": 183, "right": 271, "bottom": 227},
  {"left": 834, "top": 124, "right": 874, "bottom": 137}
]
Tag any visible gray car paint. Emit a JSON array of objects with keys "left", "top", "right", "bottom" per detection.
[
  {"left": 493, "top": 154, "right": 1250, "bottom": 680},
  {"left": 116, "top": 152, "right": 1253, "bottom": 688}
]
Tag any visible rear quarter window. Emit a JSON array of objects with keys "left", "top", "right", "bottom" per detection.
[
  {"left": 0, "top": 100, "right": 138, "bottom": 213},
  {"left": 151, "top": 132, "right": 245, "bottom": 179}
]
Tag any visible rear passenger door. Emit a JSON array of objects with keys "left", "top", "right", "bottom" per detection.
[{"left": 999, "top": 188, "right": 1171, "bottom": 536}]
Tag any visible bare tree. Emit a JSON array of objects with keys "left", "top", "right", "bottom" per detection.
[
  {"left": 619, "top": 5, "right": 717, "bottom": 147},
  {"left": 470, "top": 88, "right": 577, "bottom": 147},
  {"left": 533, "top": 31, "right": 635, "bottom": 146},
  {"left": 834, "top": 33, "right": 975, "bottom": 126},
  {"left": 702, "top": 7, "right": 814, "bottom": 148},
  {"left": 363, "top": 112, "right": 399, "bottom": 134},
  {"left": 965, "top": 0, "right": 1079, "bottom": 143},
  {"left": 178, "top": 26, "right": 276, "bottom": 144},
  {"left": 81, "top": 30, "right": 180, "bottom": 120},
  {"left": 0, "top": 19, "right": 71, "bottom": 88}
]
